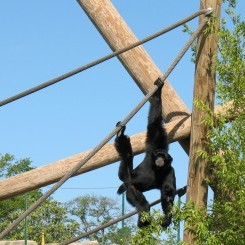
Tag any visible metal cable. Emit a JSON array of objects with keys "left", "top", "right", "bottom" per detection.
[
  {"left": 0, "top": 13, "right": 211, "bottom": 239},
  {"left": 60, "top": 199, "right": 161, "bottom": 245},
  {"left": 60, "top": 186, "right": 187, "bottom": 245},
  {"left": 0, "top": 9, "right": 211, "bottom": 107}
]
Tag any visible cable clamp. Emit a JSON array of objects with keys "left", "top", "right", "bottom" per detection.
[{"left": 205, "top": 7, "right": 213, "bottom": 16}]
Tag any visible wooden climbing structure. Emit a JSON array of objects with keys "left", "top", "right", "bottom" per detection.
[{"left": 0, "top": 0, "right": 230, "bottom": 244}]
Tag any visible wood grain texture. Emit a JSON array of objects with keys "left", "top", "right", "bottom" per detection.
[
  {"left": 77, "top": 0, "right": 191, "bottom": 153},
  {"left": 183, "top": 0, "right": 222, "bottom": 243}
]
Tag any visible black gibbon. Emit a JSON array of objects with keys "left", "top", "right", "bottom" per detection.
[{"left": 115, "top": 79, "right": 176, "bottom": 228}]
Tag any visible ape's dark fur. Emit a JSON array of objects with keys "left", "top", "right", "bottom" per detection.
[{"left": 114, "top": 79, "right": 176, "bottom": 228}]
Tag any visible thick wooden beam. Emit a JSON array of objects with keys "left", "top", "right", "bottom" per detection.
[
  {"left": 183, "top": 0, "right": 221, "bottom": 244},
  {"left": 0, "top": 103, "right": 233, "bottom": 200},
  {"left": 0, "top": 117, "right": 189, "bottom": 201},
  {"left": 77, "top": 0, "right": 191, "bottom": 153}
]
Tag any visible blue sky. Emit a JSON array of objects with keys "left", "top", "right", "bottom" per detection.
[{"left": 0, "top": 0, "right": 244, "bottom": 214}]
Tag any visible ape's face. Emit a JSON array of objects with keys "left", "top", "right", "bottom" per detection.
[{"left": 153, "top": 150, "right": 173, "bottom": 168}]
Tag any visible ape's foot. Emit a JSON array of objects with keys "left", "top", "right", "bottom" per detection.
[
  {"left": 117, "top": 183, "right": 127, "bottom": 195},
  {"left": 161, "top": 215, "right": 172, "bottom": 229},
  {"left": 138, "top": 209, "right": 151, "bottom": 228},
  {"left": 138, "top": 218, "right": 151, "bottom": 228}
]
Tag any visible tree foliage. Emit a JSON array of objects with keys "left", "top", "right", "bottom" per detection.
[
  {"left": 175, "top": 1, "right": 245, "bottom": 244},
  {"left": 129, "top": 1, "right": 244, "bottom": 244},
  {"left": 130, "top": 210, "right": 177, "bottom": 245},
  {"left": 66, "top": 194, "right": 136, "bottom": 244},
  {"left": 0, "top": 154, "right": 80, "bottom": 244}
]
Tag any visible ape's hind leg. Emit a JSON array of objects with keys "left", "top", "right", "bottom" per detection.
[
  {"left": 114, "top": 122, "right": 133, "bottom": 182},
  {"left": 161, "top": 183, "right": 175, "bottom": 228},
  {"left": 126, "top": 185, "right": 150, "bottom": 228}
]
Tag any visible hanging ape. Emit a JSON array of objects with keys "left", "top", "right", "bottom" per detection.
[{"left": 114, "top": 79, "right": 176, "bottom": 228}]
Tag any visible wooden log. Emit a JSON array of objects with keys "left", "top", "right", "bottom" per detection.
[
  {"left": 77, "top": 0, "right": 191, "bottom": 153},
  {"left": 0, "top": 103, "right": 233, "bottom": 200},
  {"left": 0, "top": 117, "right": 190, "bottom": 201},
  {"left": 183, "top": 0, "right": 221, "bottom": 244}
]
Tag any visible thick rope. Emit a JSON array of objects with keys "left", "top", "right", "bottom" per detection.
[
  {"left": 0, "top": 9, "right": 212, "bottom": 107},
  {"left": 60, "top": 186, "right": 187, "bottom": 245},
  {"left": 0, "top": 13, "right": 212, "bottom": 239},
  {"left": 61, "top": 199, "right": 161, "bottom": 245}
]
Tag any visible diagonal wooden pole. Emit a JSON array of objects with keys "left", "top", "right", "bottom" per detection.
[{"left": 77, "top": 0, "right": 192, "bottom": 153}]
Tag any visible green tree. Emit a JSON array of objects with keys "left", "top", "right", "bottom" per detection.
[
  {"left": 27, "top": 199, "right": 80, "bottom": 243},
  {"left": 0, "top": 153, "right": 33, "bottom": 178},
  {"left": 0, "top": 154, "right": 79, "bottom": 243},
  {"left": 131, "top": 1, "right": 244, "bottom": 244},
  {"left": 130, "top": 210, "right": 177, "bottom": 245},
  {"left": 66, "top": 194, "right": 136, "bottom": 244}
]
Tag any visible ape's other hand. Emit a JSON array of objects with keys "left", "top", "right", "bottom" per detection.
[{"left": 116, "top": 121, "right": 126, "bottom": 138}]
